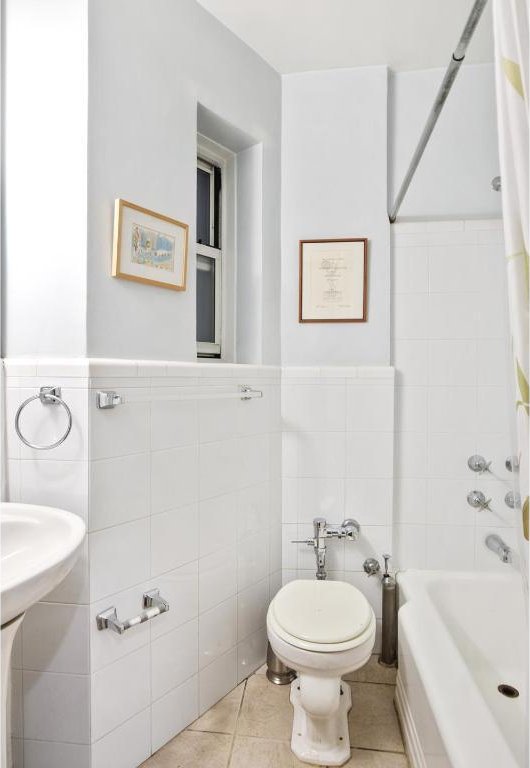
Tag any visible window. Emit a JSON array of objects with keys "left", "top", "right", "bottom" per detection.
[{"left": 196, "top": 157, "right": 222, "bottom": 357}]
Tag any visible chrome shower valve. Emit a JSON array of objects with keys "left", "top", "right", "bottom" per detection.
[
  {"left": 467, "top": 455, "right": 492, "bottom": 474},
  {"left": 467, "top": 490, "right": 492, "bottom": 511}
]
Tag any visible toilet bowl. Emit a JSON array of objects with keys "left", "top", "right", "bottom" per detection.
[{"left": 267, "top": 579, "right": 376, "bottom": 766}]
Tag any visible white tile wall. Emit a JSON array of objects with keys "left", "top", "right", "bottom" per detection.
[
  {"left": 4, "top": 360, "right": 281, "bottom": 767},
  {"left": 392, "top": 219, "right": 517, "bottom": 571},
  {"left": 22, "top": 671, "right": 90, "bottom": 743},
  {"left": 151, "top": 675, "right": 198, "bottom": 753},
  {"left": 281, "top": 366, "right": 395, "bottom": 652},
  {"left": 91, "top": 710, "right": 150, "bottom": 768}
]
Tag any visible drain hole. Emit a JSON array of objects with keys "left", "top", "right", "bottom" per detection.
[{"left": 498, "top": 684, "right": 519, "bottom": 698}]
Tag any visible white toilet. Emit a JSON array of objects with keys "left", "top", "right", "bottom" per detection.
[{"left": 267, "top": 579, "right": 376, "bottom": 766}]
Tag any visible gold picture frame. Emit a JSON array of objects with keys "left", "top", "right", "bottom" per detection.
[{"left": 112, "top": 199, "right": 189, "bottom": 291}]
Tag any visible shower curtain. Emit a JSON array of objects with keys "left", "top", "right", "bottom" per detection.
[{"left": 493, "top": 0, "right": 529, "bottom": 572}]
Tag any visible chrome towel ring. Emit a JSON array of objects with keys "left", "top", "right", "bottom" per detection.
[{"left": 15, "top": 386, "right": 72, "bottom": 450}]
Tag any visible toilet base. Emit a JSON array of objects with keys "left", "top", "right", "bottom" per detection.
[{"left": 290, "top": 680, "right": 352, "bottom": 766}]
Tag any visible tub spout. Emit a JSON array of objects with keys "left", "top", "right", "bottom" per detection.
[{"left": 485, "top": 534, "right": 512, "bottom": 563}]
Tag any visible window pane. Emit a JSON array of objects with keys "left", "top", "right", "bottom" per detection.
[
  {"left": 197, "top": 167, "right": 211, "bottom": 245},
  {"left": 196, "top": 254, "right": 216, "bottom": 343}
]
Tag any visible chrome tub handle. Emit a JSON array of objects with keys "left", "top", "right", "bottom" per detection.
[{"left": 96, "top": 589, "right": 169, "bottom": 634}]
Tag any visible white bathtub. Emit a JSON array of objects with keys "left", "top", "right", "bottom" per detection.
[{"left": 395, "top": 570, "right": 528, "bottom": 768}]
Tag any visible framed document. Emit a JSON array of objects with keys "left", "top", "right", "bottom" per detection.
[{"left": 299, "top": 238, "right": 367, "bottom": 323}]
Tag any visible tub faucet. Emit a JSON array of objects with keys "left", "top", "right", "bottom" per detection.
[
  {"left": 485, "top": 534, "right": 512, "bottom": 563},
  {"left": 292, "top": 517, "right": 360, "bottom": 580}
]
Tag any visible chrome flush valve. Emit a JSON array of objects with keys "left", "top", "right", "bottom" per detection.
[{"left": 291, "top": 517, "right": 361, "bottom": 580}]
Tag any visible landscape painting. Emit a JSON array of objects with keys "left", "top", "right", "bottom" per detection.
[
  {"left": 131, "top": 223, "right": 175, "bottom": 271},
  {"left": 112, "top": 199, "right": 189, "bottom": 290}
]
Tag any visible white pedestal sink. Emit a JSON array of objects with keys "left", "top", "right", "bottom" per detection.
[{"left": 0, "top": 502, "right": 86, "bottom": 768}]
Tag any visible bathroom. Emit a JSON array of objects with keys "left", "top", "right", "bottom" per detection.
[{"left": 0, "top": 0, "right": 528, "bottom": 766}]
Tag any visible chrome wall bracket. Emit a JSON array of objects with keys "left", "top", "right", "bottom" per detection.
[
  {"left": 96, "top": 589, "right": 169, "bottom": 634},
  {"left": 240, "top": 385, "right": 263, "bottom": 400},
  {"left": 39, "top": 386, "right": 62, "bottom": 404},
  {"left": 96, "top": 391, "right": 124, "bottom": 409}
]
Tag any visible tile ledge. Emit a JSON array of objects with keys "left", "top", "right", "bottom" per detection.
[{"left": 2, "top": 358, "right": 282, "bottom": 379}]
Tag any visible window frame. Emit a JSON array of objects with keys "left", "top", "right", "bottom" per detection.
[
  {"left": 196, "top": 242, "right": 222, "bottom": 356},
  {"left": 196, "top": 137, "right": 234, "bottom": 360},
  {"left": 196, "top": 158, "right": 216, "bottom": 248},
  {"left": 196, "top": 154, "right": 222, "bottom": 357}
]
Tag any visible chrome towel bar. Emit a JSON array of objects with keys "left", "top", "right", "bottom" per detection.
[
  {"left": 95, "top": 384, "right": 263, "bottom": 408},
  {"left": 96, "top": 589, "right": 169, "bottom": 634}
]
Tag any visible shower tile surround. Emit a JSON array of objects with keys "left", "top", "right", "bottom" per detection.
[
  {"left": 391, "top": 219, "right": 517, "bottom": 572},
  {"left": 3, "top": 220, "right": 515, "bottom": 767}
]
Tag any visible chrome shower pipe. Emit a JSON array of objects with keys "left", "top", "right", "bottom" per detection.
[{"left": 388, "top": 0, "right": 489, "bottom": 223}]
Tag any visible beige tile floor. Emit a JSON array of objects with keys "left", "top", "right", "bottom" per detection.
[{"left": 141, "top": 655, "right": 409, "bottom": 768}]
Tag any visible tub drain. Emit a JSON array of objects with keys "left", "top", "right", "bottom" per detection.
[{"left": 498, "top": 684, "right": 519, "bottom": 698}]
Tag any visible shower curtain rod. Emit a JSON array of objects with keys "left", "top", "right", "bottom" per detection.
[{"left": 388, "top": 0, "right": 490, "bottom": 223}]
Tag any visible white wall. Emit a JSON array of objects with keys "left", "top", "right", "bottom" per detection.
[
  {"left": 2, "top": 0, "right": 281, "bottom": 364},
  {"left": 3, "top": 0, "right": 88, "bottom": 357},
  {"left": 86, "top": 0, "right": 281, "bottom": 364},
  {"left": 389, "top": 64, "right": 501, "bottom": 220},
  {"left": 392, "top": 219, "right": 517, "bottom": 571},
  {"left": 281, "top": 67, "right": 391, "bottom": 367},
  {"left": 236, "top": 144, "right": 263, "bottom": 364}
]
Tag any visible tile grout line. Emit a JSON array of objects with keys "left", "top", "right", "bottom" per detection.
[{"left": 225, "top": 677, "right": 248, "bottom": 767}]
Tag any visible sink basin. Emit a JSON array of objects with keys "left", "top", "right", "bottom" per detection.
[{"left": 0, "top": 502, "right": 86, "bottom": 625}]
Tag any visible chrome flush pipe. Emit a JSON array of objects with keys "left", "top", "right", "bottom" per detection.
[
  {"left": 389, "top": 0, "right": 489, "bottom": 222},
  {"left": 314, "top": 517, "right": 328, "bottom": 579}
]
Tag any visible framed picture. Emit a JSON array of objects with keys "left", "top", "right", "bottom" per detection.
[
  {"left": 112, "top": 199, "right": 189, "bottom": 291},
  {"left": 299, "top": 238, "right": 367, "bottom": 323}
]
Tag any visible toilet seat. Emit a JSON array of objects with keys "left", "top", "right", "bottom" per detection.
[{"left": 268, "top": 580, "right": 375, "bottom": 653}]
